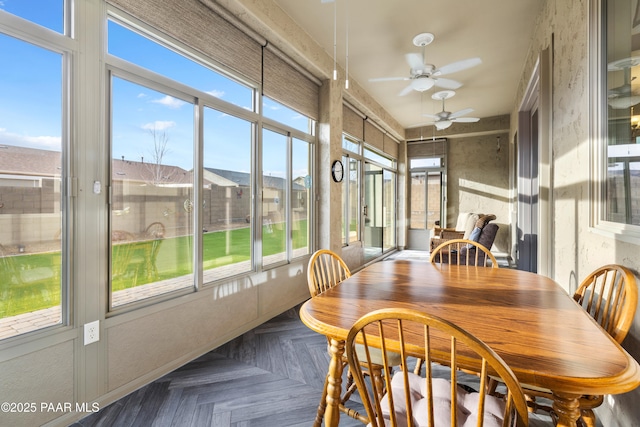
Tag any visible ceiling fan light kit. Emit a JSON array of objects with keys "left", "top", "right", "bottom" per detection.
[
  {"left": 422, "top": 89, "right": 480, "bottom": 129},
  {"left": 369, "top": 32, "right": 481, "bottom": 97},
  {"left": 435, "top": 120, "right": 452, "bottom": 130}
]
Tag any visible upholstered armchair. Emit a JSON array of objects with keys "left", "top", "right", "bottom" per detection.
[
  {"left": 430, "top": 224, "right": 500, "bottom": 266},
  {"left": 430, "top": 212, "right": 483, "bottom": 252}
]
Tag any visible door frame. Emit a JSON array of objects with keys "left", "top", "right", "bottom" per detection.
[{"left": 516, "top": 44, "right": 553, "bottom": 275}]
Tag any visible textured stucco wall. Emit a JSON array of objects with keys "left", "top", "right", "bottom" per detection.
[
  {"left": 514, "top": 1, "right": 640, "bottom": 425},
  {"left": 447, "top": 132, "right": 511, "bottom": 255}
]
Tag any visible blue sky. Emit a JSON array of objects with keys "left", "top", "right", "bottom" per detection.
[{"left": 0, "top": 3, "right": 310, "bottom": 176}]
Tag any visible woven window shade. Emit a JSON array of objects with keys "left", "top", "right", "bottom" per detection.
[
  {"left": 108, "top": 0, "right": 262, "bottom": 83},
  {"left": 342, "top": 104, "right": 364, "bottom": 140},
  {"left": 263, "top": 46, "right": 320, "bottom": 120},
  {"left": 383, "top": 134, "right": 398, "bottom": 158},
  {"left": 407, "top": 139, "right": 447, "bottom": 157},
  {"left": 364, "top": 120, "right": 384, "bottom": 152}
]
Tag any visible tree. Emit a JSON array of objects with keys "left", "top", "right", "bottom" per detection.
[{"left": 144, "top": 127, "right": 175, "bottom": 186}]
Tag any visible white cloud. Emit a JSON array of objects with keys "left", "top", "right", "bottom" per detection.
[
  {"left": 263, "top": 100, "right": 281, "bottom": 111},
  {"left": 206, "top": 89, "right": 225, "bottom": 98},
  {"left": 0, "top": 129, "right": 61, "bottom": 150},
  {"left": 141, "top": 121, "right": 176, "bottom": 131},
  {"left": 137, "top": 92, "right": 147, "bottom": 98},
  {"left": 151, "top": 95, "right": 186, "bottom": 109}
]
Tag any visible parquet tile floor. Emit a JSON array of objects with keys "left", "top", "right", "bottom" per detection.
[{"left": 74, "top": 304, "right": 564, "bottom": 427}]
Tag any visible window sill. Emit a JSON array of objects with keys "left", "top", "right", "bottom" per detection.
[{"left": 590, "top": 221, "right": 640, "bottom": 246}]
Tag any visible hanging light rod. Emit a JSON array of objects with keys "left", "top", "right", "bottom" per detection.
[
  {"left": 345, "top": 0, "right": 349, "bottom": 89},
  {"left": 322, "top": 0, "right": 350, "bottom": 88}
]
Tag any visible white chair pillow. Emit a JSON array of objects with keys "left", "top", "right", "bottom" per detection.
[
  {"left": 462, "top": 214, "right": 480, "bottom": 239},
  {"left": 373, "top": 371, "right": 506, "bottom": 427}
]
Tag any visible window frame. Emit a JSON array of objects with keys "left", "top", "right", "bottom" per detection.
[
  {"left": 105, "top": 7, "right": 317, "bottom": 313},
  {"left": 590, "top": 0, "right": 640, "bottom": 243},
  {"left": 106, "top": 69, "right": 198, "bottom": 312},
  {"left": 0, "top": 3, "right": 73, "bottom": 342},
  {"left": 342, "top": 134, "right": 363, "bottom": 246},
  {"left": 363, "top": 145, "right": 398, "bottom": 253},
  {"left": 408, "top": 156, "right": 446, "bottom": 230}
]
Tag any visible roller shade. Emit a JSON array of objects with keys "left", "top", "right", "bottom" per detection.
[
  {"left": 383, "top": 134, "right": 398, "bottom": 158},
  {"left": 407, "top": 139, "right": 447, "bottom": 157},
  {"left": 343, "top": 103, "right": 364, "bottom": 140},
  {"left": 108, "top": 0, "right": 262, "bottom": 83},
  {"left": 263, "top": 46, "right": 320, "bottom": 120},
  {"left": 364, "top": 120, "right": 384, "bottom": 152}
]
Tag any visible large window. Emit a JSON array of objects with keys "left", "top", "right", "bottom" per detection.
[
  {"left": 261, "top": 130, "right": 312, "bottom": 267},
  {"left": 409, "top": 157, "right": 445, "bottom": 230},
  {"left": 292, "top": 137, "right": 311, "bottom": 257},
  {"left": 263, "top": 96, "right": 314, "bottom": 134},
  {"left": 0, "top": 6, "right": 68, "bottom": 339},
  {"left": 341, "top": 134, "right": 397, "bottom": 254},
  {"left": 202, "top": 108, "right": 253, "bottom": 282},
  {"left": 108, "top": 20, "right": 253, "bottom": 110},
  {"left": 342, "top": 136, "right": 361, "bottom": 245},
  {"left": 363, "top": 154, "right": 397, "bottom": 259},
  {"left": 262, "top": 129, "right": 289, "bottom": 266},
  {"left": 593, "top": 0, "right": 640, "bottom": 235},
  {"left": 106, "top": 11, "right": 315, "bottom": 309},
  {"left": 109, "top": 76, "right": 195, "bottom": 307}
]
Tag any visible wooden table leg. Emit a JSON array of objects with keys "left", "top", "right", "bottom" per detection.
[
  {"left": 322, "top": 338, "right": 345, "bottom": 427},
  {"left": 552, "top": 391, "right": 581, "bottom": 427}
]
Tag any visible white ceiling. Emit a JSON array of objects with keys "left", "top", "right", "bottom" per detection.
[{"left": 273, "top": 0, "right": 543, "bottom": 130}]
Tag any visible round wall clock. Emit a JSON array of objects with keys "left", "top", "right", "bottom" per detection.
[{"left": 331, "top": 159, "right": 344, "bottom": 182}]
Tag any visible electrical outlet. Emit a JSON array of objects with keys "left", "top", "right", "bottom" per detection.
[{"left": 84, "top": 320, "right": 100, "bottom": 345}]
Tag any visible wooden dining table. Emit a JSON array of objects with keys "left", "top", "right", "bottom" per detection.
[{"left": 299, "top": 260, "right": 640, "bottom": 427}]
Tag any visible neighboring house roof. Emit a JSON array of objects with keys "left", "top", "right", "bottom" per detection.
[
  {"left": 112, "top": 158, "right": 193, "bottom": 185},
  {"left": 205, "top": 168, "right": 250, "bottom": 187},
  {"left": 0, "top": 144, "right": 61, "bottom": 177},
  {"left": 0, "top": 144, "right": 198, "bottom": 186},
  {"left": 0, "top": 145, "right": 309, "bottom": 190},
  {"left": 203, "top": 168, "right": 241, "bottom": 187},
  {"left": 205, "top": 168, "right": 307, "bottom": 191}
]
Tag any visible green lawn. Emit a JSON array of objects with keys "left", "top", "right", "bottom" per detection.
[{"left": 1, "top": 221, "right": 308, "bottom": 318}]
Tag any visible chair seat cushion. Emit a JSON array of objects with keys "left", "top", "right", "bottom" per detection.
[
  {"left": 371, "top": 372, "right": 505, "bottom": 427},
  {"left": 332, "top": 343, "right": 403, "bottom": 367},
  {"left": 355, "top": 344, "right": 403, "bottom": 366}
]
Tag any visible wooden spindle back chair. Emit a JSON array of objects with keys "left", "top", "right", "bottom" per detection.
[
  {"left": 430, "top": 239, "right": 498, "bottom": 268},
  {"left": 307, "top": 249, "right": 401, "bottom": 425},
  {"left": 346, "top": 308, "right": 529, "bottom": 427},
  {"left": 521, "top": 264, "right": 637, "bottom": 427}
]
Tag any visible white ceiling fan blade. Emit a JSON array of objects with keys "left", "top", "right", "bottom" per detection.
[
  {"left": 422, "top": 113, "right": 439, "bottom": 119},
  {"left": 369, "top": 76, "right": 409, "bottom": 82},
  {"left": 452, "top": 117, "right": 480, "bottom": 123},
  {"left": 405, "top": 53, "right": 425, "bottom": 71},
  {"left": 398, "top": 83, "right": 417, "bottom": 96},
  {"left": 434, "top": 78, "right": 462, "bottom": 90},
  {"left": 449, "top": 108, "right": 474, "bottom": 119},
  {"left": 434, "top": 57, "right": 482, "bottom": 76}
]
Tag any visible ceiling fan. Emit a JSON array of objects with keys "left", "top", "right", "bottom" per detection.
[
  {"left": 423, "top": 90, "right": 479, "bottom": 130},
  {"left": 607, "top": 57, "right": 640, "bottom": 109},
  {"left": 369, "top": 33, "right": 482, "bottom": 96}
]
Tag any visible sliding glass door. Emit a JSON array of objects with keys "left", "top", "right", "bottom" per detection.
[{"left": 363, "top": 162, "right": 383, "bottom": 260}]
